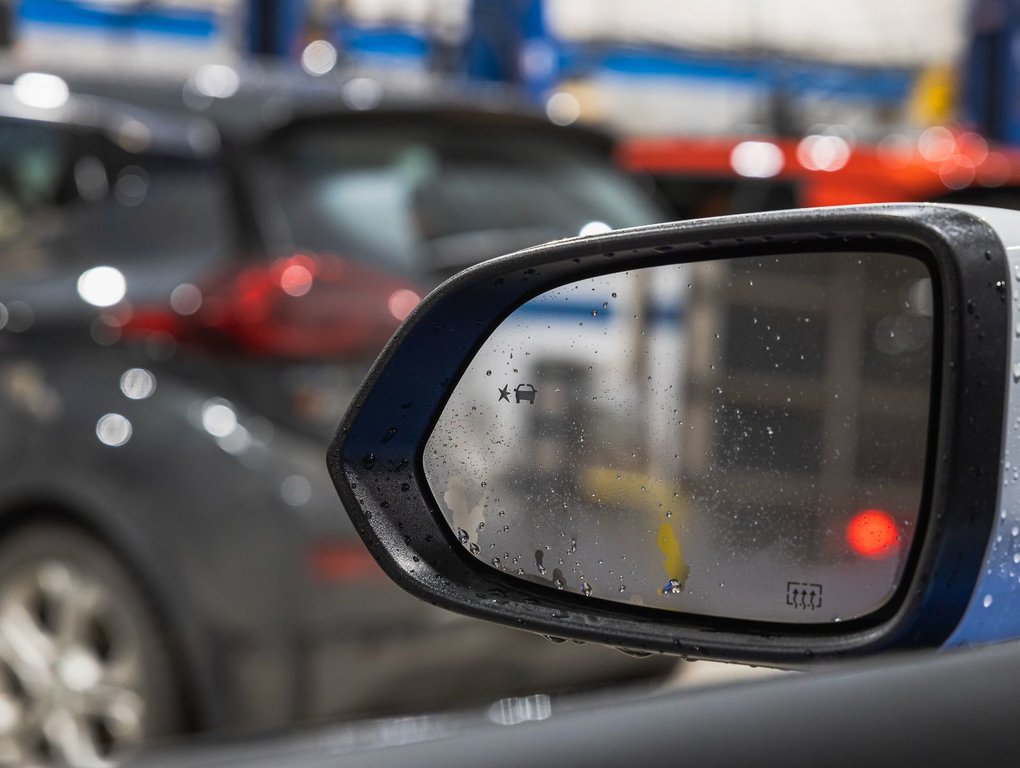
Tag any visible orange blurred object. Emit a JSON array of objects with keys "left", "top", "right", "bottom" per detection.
[{"left": 618, "top": 128, "right": 1020, "bottom": 209}]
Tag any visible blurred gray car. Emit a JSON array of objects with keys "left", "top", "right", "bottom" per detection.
[{"left": 0, "top": 64, "right": 673, "bottom": 765}]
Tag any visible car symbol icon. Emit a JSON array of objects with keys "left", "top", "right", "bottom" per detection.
[{"left": 515, "top": 384, "right": 537, "bottom": 404}]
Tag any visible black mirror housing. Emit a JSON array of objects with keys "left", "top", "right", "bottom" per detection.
[{"left": 328, "top": 204, "right": 1010, "bottom": 665}]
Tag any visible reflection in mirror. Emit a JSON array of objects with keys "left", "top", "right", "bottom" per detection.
[{"left": 424, "top": 252, "right": 934, "bottom": 623}]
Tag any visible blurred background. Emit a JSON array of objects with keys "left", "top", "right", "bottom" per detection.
[{"left": 0, "top": 0, "right": 1014, "bottom": 765}]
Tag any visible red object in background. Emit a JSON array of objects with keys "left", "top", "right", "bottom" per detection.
[
  {"left": 618, "top": 128, "right": 1020, "bottom": 209},
  {"left": 122, "top": 253, "right": 421, "bottom": 360},
  {"left": 847, "top": 510, "right": 900, "bottom": 559},
  {"left": 308, "top": 539, "right": 387, "bottom": 583}
]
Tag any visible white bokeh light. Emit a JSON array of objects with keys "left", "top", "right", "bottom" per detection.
[
  {"left": 77, "top": 267, "right": 127, "bottom": 308},
  {"left": 729, "top": 141, "right": 784, "bottom": 178},
  {"left": 579, "top": 221, "right": 612, "bottom": 237},
  {"left": 192, "top": 65, "right": 240, "bottom": 99},
  {"left": 301, "top": 40, "right": 338, "bottom": 76},
  {"left": 341, "top": 77, "right": 383, "bottom": 111},
  {"left": 281, "top": 475, "right": 313, "bottom": 506},
  {"left": 797, "top": 134, "right": 851, "bottom": 172},
  {"left": 170, "top": 283, "right": 203, "bottom": 315},
  {"left": 96, "top": 413, "right": 132, "bottom": 447},
  {"left": 13, "top": 73, "right": 69, "bottom": 109},
  {"left": 545, "top": 92, "right": 581, "bottom": 126},
  {"left": 120, "top": 368, "right": 156, "bottom": 400},
  {"left": 201, "top": 399, "right": 238, "bottom": 438}
]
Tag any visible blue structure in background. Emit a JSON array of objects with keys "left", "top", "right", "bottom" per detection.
[
  {"left": 962, "top": 0, "right": 1019, "bottom": 144},
  {"left": 329, "top": 21, "right": 430, "bottom": 65},
  {"left": 466, "top": 0, "right": 551, "bottom": 98},
  {"left": 463, "top": 0, "right": 914, "bottom": 109},
  {"left": 16, "top": 0, "right": 218, "bottom": 40},
  {"left": 10, "top": 0, "right": 927, "bottom": 125},
  {"left": 247, "top": 0, "right": 307, "bottom": 56}
]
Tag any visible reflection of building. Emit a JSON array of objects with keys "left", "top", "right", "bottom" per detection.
[{"left": 681, "top": 252, "right": 933, "bottom": 561}]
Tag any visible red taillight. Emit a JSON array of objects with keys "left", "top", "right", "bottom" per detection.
[
  {"left": 122, "top": 253, "right": 420, "bottom": 359},
  {"left": 847, "top": 509, "right": 900, "bottom": 559},
  {"left": 308, "top": 540, "right": 386, "bottom": 583}
]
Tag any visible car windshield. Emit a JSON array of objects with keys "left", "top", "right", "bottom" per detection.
[{"left": 259, "top": 123, "right": 660, "bottom": 282}]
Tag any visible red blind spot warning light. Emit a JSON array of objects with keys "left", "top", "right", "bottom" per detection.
[{"left": 847, "top": 510, "right": 900, "bottom": 558}]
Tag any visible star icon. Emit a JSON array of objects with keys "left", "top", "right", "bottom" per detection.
[{"left": 498, "top": 384, "right": 510, "bottom": 402}]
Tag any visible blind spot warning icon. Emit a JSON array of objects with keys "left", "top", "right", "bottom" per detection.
[{"left": 515, "top": 384, "right": 537, "bottom": 404}]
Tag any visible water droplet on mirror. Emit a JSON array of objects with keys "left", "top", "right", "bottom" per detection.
[
  {"left": 491, "top": 557, "right": 502, "bottom": 568},
  {"left": 486, "top": 370, "right": 492, "bottom": 376},
  {"left": 618, "top": 585, "right": 626, "bottom": 593},
  {"left": 662, "top": 579, "right": 684, "bottom": 594},
  {"left": 983, "top": 594, "right": 994, "bottom": 608},
  {"left": 469, "top": 542, "right": 480, "bottom": 555},
  {"left": 456, "top": 528, "right": 469, "bottom": 544},
  {"left": 611, "top": 292, "right": 617, "bottom": 298},
  {"left": 477, "top": 521, "right": 485, "bottom": 532},
  {"left": 580, "top": 581, "right": 592, "bottom": 596}
]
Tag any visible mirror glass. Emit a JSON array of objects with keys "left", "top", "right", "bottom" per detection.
[{"left": 424, "top": 251, "right": 935, "bottom": 623}]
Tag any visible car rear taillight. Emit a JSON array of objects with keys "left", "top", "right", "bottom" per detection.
[
  {"left": 307, "top": 539, "right": 387, "bottom": 583},
  {"left": 847, "top": 509, "right": 900, "bottom": 559},
  {"left": 121, "top": 254, "right": 421, "bottom": 360}
]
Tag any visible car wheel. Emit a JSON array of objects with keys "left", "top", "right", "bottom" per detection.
[{"left": 0, "top": 523, "right": 182, "bottom": 766}]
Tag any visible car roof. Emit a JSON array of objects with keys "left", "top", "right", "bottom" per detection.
[{"left": 0, "top": 60, "right": 612, "bottom": 157}]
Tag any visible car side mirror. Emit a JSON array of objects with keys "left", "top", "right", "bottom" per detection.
[{"left": 327, "top": 204, "right": 1017, "bottom": 664}]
